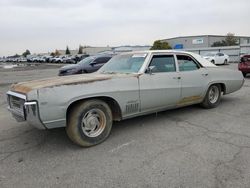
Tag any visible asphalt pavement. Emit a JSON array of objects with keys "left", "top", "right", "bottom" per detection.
[{"left": 0, "top": 63, "right": 250, "bottom": 188}]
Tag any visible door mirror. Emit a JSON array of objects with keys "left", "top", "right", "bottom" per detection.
[{"left": 146, "top": 66, "right": 156, "bottom": 75}]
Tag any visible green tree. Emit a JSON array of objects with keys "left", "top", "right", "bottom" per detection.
[
  {"left": 22, "top": 49, "right": 31, "bottom": 57},
  {"left": 224, "top": 33, "right": 238, "bottom": 46},
  {"left": 65, "top": 46, "right": 71, "bottom": 55},
  {"left": 150, "top": 40, "right": 172, "bottom": 50},
  {"left": 211, "top": 41, "right": 227, "bottom": 47},
  {"left": 78, "top": 45, "right": 84, "bottom": 54},
  {"left": 212, "top": 33, "right": 238, "bottom": 47}
]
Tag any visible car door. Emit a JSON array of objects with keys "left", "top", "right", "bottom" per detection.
[
  {"left": 139, "top": 54, "right": 181, "bottom": 112},
  {"left": 176, "top": 54, "right": 209, "bottom": 105}
]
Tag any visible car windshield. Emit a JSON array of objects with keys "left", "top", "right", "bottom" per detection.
[
  {"left": 98, "top": 53, "right": 147, "bottom": 74},
  {"left": 204, "top": 52, "right": 216, "bottom": 57},
  {"left": 77, "top": 56, "right": 94, "bottom": 65}
]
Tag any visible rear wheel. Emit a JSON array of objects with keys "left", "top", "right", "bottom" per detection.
[
  {"left": 224, "top": 59, "right": 228, "bottom": 65},
  {"left": 66, "top": 100, "right": 113, "bottom": 147},
  {"left": 201, "top": 84, "right": 221, "bottom": 109},
  {"left": 242, "top": 72, "right": 247, "bottom": 77},
  {"left": 211, "top": 60, "right": 215, "bottom": 64}
]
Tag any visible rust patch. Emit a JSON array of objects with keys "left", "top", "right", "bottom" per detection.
[
  {"left": 10, "top": 75, "right": 112, "bottom": 94},
  {"left": 47, "top": 77, "right": 111, "bottom": 87},
  {"left": 177, "top": 95, "right": 202, "bottom": 106},
  {"left": 11, "top": 83, "right": 32, "bottom": 94}
]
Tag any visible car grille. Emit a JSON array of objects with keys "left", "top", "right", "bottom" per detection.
[{"left": 8, "top": 94, "right": 26, "bottom": 118}]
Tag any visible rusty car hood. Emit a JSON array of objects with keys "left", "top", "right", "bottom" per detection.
[{"left": 11, "top": 73, "right": 135, "bottom": 94}]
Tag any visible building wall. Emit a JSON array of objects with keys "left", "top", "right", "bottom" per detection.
[
  {"left": 183, "top": 44, "right": 250, "bottom": 62},
  {"left": 162, "top": 35, "right": 250, "bottom": 49},
  {"left": 162, "top": 36, "right": 210, "bottom": 49}
]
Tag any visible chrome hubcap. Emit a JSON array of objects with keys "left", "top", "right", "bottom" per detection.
[
  {"left": 209, "top": 86, "right": 219, "bottom": 104},
  {"left": 81, "top": 109, "right": 106, "bottom": 137}
]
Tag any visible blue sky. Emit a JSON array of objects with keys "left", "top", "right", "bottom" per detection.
[{"left": 0, "top": 0, "right": 250, "bottom": 56}]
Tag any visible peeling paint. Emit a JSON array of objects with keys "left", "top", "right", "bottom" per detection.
[{"left": 177, "top": 95, "right": 202, "bottom": 106}]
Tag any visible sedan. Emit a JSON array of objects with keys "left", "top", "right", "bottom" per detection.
[
  {"left": 7, "top": 50, "right": 244, "bottom": 147},
  {"left": 58, "top": 54, "right": 113, "bottom": 76},
  {"left": 203, "top": 52, "right": 229, "bottom": 65},
  {"left": 238, "top": 55, "right": 250, "bottom": 77}
]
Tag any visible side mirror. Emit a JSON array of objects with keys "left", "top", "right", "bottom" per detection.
[{"left": 146, "top": 66, "right": 156, "bottom": 75}]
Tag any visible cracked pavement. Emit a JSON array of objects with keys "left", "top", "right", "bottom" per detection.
[{"left": 0, "top": 64, "right": 250, "bottom": 188}]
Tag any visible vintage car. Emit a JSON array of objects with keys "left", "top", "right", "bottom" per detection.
[{"left": 7, "top": 50, "right": 244, "bottom": 147}]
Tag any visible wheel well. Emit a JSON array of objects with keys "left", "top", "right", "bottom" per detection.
[
  {"left": 211, "top": 83, "right": 226, "bottom": 95},
  {"left": 66, "top": 97, "right": 122, "bottom": 122}
]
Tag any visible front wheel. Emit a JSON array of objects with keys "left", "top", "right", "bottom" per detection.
[
  {"left": 66, "top": 100, "right": 113, "bottom": 147},
  {"left": 201, "top": 84, "right": 221, "bottom": 109}
]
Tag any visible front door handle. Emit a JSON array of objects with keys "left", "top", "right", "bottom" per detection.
[
  {"left": 202, "top": 73, "right": 208, "bottom": 76},
  {"left": 173, "top": 76, "right": 181, "bottom": 80}
]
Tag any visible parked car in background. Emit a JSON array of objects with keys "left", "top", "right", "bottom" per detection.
[
  {"left": 7, "top": 50, "right": 244, "bottom": 147},
  {"left": 58, "top": 54, "right": 113, "bottom": 76},
  {"left": 203, "top": 52, "right": 229, "bottom": 65},
  {"left": 238, "top": 55, "right": 250, "bottom": 77},
  {"left": 32, "top": 56, "right": 46, "bottom": 63},
  {"left": 62, "top": 56, "right": 76, "bottom": 64},
  {"left": 73, "top": 54, "right": 90, "bottom": 63}
]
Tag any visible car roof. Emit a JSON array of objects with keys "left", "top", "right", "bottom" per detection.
[{"left": 119, "top": 50, "right": 217, "bottom": 68}]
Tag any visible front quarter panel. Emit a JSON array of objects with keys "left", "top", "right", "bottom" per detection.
[{"left": 37, "top": 75, "right": 140, "bottom": 129}]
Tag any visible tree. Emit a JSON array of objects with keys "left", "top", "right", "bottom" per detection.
[
  {"left": 212, "top": 33, "right": 238, "bottom": 47},
  {"left": 224, "top": 33, "right": 238, "bottom": 46},
  {"left": 78, "top": 45, "right": 84, "bottom": 54},
  {"left": 211, "top": 41, "right": 227, "bottom": 47},
  {"left": 50, "top": 52, "right": 55, "bottom": 56},
  {"left": 55, "top": 49, "right": 61, "bottom": 56},
  {"left": 150, "top": 40, "right": 172, "bottom": 50},
  {"left": 65, "top": 46, "right": 71, "bottom": 55},
  {"left": 22, "top": 49, "right": 31, "bottom": 57}
]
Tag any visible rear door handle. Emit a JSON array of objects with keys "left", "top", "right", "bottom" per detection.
[{"left": 173, "top": 76, "right": 181, "bottom": 80}]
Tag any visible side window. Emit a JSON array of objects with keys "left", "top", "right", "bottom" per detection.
[
  {"left": 219, "top": 53, "right": 224, "bottom": 56},
  {"left": 94, "top": 57, "right": 108, "bottom": 64},
  {"left": 149, "top": 55, "right": 176, "bottom": 73},
  {"left": 177, "top": 55, "right": 199, "bottom": 72}
]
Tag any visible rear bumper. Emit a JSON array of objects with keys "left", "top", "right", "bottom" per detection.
[{"left": 238, "top": 65, "right": 250, "bottom": 73}]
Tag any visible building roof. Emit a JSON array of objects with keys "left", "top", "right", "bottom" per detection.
[{"left": 162, "top": 35, "right": 250, "bottom": 41}]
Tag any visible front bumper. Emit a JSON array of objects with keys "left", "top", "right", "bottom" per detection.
[{"left": 7, "top": 91, "right": 46, "bottom": 130}]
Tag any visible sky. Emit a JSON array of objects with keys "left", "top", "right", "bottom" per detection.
[{"left": 0, "top": 0, "right": 250, "bottom": 56}]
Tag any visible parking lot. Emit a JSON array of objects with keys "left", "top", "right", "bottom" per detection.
[{"left": 0, "top": 63, "right": 250, "bottom": 188}]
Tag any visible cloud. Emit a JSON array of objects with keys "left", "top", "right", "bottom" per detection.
[{"left": 0, "top": 0, "right": 250, "bottom": 55}]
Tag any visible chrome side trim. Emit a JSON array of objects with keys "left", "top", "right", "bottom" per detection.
[{"left": 43, "top": 118, "right": 66, "bottom": 124}]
